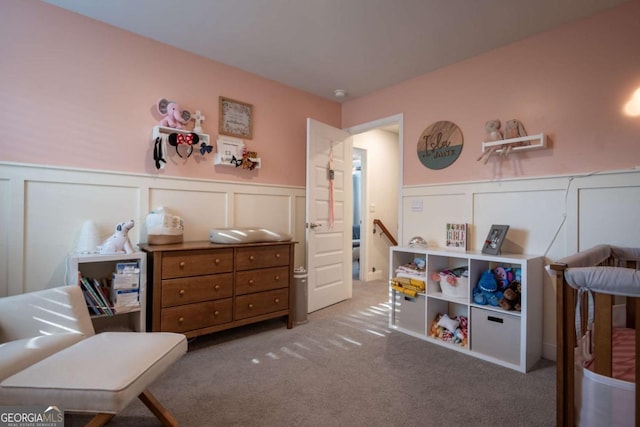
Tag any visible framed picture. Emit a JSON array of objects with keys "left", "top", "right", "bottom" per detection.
[
  {"left": 219, "top": 96, "right": 253, "bottom": 139},
  {"left": 482, "top": 224, "right": 510, "bottom": 255}
]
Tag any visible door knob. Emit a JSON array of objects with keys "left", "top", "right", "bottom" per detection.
[{"left": 307, "top": 222, "right": 322, "bottom": 229}]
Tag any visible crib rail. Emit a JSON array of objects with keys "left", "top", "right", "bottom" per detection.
[{"left": 551, "top": 246, "right": 640, "bottom": 427}]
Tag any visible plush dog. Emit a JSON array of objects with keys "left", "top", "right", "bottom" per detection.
[{"left": 99, "top": 220, "right": 135, "bottom": 254}]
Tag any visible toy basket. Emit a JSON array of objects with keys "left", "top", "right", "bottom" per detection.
[{"left": 438, "top": 272, "right": 469, "bottom": 298}]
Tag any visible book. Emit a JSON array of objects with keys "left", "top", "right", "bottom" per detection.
[
  {"left": 79, "top": 277, "right": 105, "bottom": 315},
  {"left": 92, "top": 278, "right": 114, "bottom": 316},
  {"left": 82, "top": 290, "right": 101, "bottom": 315},
  {"left": 446, "top": 223, "right": 467, "bottom": 251}
]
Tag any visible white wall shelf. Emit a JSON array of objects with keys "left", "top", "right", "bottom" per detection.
[
  {"left": 481, "top": 133, "right": 546, "bottom": 155},
  {"left": 152, "top": 125, "right": 210, "bottom": 146}
]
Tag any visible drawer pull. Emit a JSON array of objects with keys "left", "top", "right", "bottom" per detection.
[
  {"left": 178, "top": 317, "right": 185, "bottom": 324},
  {"left": 249, "top": 255, "right": 255, "bottom": 261},
  {"left": 214, "top": 258, "right": 220, "bottom": 264},
  {"left": 214, "top": 284, "right": 220, "bottom": 291},
  {"left": 488, "top": 316, "right": 504, "bottom": 324},
  {"left": 179, "top": 261, "right": 185, "bottom": 268},
  {"left": 274, "top": 298, "right": 280, "bottom": 304},
  {"left": 275, "top": 253, "right": 281, "bottom": 259},
  {"left": 248, "top": 303, "right": 254, "bottom": 309},
  {"left": 274, "top": 275, "right": 280, "bottom": 281},
  {"left": 179, "top": 289, "right": 185, "bottom": 297},
  {"left": 248, "top": 279, "right": 254, "bottom": 285},
  {"left": 214, "top": 310, "right": 220, "bottom": 317}
]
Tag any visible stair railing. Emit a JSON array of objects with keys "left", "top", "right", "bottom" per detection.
[{"left": 373, "top": 219, "right": 398, "bottom": 246}]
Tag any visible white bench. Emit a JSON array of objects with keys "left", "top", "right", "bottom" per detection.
[{"left": 0, "top": 286, "right": 187, "bottom": 426}]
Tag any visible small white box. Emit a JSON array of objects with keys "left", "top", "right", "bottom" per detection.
[
  {"left": 110, "top": 287, "right": 139, "bottom": 309},
  {"left": 112, "top": 272, "right": 140, "bottom": 290}
]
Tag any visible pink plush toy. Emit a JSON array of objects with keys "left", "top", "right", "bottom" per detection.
[{"left": 157, "top": 98, "right": 191, "bottom": 129}]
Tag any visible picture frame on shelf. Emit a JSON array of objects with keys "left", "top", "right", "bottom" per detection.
[
  {"left": 482, "top": 224, "right": 509, "bottom": 255},
  {"left": 219, "top": 96, "right": 253, "bottom": 139}
]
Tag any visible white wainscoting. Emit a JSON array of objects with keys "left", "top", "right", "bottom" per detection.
[
  {"left": 2, "top": 162, "right": 638, "bottom": 361},
  {"left": 0, "top": 162, "right": 306, "bottom": 297},
  {"left": 400, "top": 168, "right": 640, "bottom": 361}
]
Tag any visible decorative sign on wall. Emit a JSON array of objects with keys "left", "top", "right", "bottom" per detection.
[
  {"left": 417, "top": 121, "right": 464, "bottom": 170},
  {"left": 219, "top": 96, "right": 253, "bottom": 139}
]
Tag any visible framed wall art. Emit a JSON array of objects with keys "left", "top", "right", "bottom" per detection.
[
  {"left": 219, "top": 96, "right": 253, "bottom": 139},
  {"left": 482, "top": 224, "right": 510, "bottom": 255}
]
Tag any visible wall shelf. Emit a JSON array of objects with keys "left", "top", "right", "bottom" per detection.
[
  {"left": 481, "top": 133, "right": 546, "bottom": 155},
  {"left": 152, "top": 125, "right": 210, "bottom": 146}
]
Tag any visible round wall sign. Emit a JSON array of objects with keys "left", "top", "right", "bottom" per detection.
[{"left": 417, "top": 121, "right": 464, "bottom": 170}]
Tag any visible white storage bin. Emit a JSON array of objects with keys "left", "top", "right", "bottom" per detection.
[
  {"left": 439, "top": 274, "right": 468, "bottom": 298},
  {"left": 470, "top": 307, "right": 520, "bottom": 365},
  {"left": 392, "top": 292, "right": 426, "bottom": 335}
]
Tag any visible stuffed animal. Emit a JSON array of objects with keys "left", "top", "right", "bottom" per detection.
[
  {"left": 99, "top": 220, "right": 135, "bottom": 254},
  {"left": 502, "top": 119, "right": 528, "bottom": 156},
  {"left": 493, "top": 266, "right": 511, "bottom": 290},
  {"left": 485, "top": 119, "right": 503, "bottom": 141},
  {"left": 477, "top": 119, "right": 503, "bottom": 164},
  {"left": 157, "top": 98, "right": 192, "bottom": 129},
  {"left": 498, "top": 280, "right": 522, "bottom": 311},
  {"left": 473, "top": 269, "right": 503, "bottom": 306}
]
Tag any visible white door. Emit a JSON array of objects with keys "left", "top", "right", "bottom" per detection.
[{"left": 306, "top": 118, "right": 353, "bottom": 312}]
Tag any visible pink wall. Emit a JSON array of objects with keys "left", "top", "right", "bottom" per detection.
[
  {"left": 342, "top": 1, "right": 640, "bottom": 186},
  {"left": 0, "top": 1, "right": 340, "bottom": 187}
]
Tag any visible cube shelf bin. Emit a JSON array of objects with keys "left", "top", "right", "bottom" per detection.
[{"left": 389, "top": 246, "right": 543, "bottom": 372}]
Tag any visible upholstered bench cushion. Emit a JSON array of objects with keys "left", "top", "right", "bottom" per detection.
[
  {"left": 209, "top": 227, "right": 292, "bottom": 244},
  {"left": 0, "top": 331, "right": 187, "bottom": 414},
  {"left": 0, "top": 333, "right": 86, "bottom": 381}
]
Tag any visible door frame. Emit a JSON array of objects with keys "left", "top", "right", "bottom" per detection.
[{"left": 345, "top": 113, "right": 404, "bottom": 276}]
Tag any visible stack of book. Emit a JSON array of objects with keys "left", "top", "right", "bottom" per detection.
[{"left": 78, "top": 274, "right": 114, "bottom": 316}]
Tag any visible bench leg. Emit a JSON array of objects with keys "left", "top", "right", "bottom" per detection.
[
  {"left": 86, "top": 413, "right": 115, "bottom": 427},
  {"left": 139, "top": 389, "right": 178, "bottom": 427}
]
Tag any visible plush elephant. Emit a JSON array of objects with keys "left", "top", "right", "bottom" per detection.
[{"left": 157, "top": 98, "right": 191, "bottom": 129}]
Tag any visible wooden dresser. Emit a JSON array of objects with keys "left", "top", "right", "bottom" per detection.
[{"left": 139, "top": 241, "right": 296, "bottom": 338}]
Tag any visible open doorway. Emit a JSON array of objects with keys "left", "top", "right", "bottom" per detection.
[
  {"left": 352, "top": 148, "right": 364, "bottom": 280},
  {"left": 347, "top": 115, "right": 401, "bottom": 284}
]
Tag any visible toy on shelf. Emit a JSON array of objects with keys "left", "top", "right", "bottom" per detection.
[
  {"left": 479, "top": 119, "right": 545, "bottom": 162},
  {"left": 99, "top": 220, "right": 135, "bottom": 254},
  {"left": 477, "top": 119, "right": 503, "bottom": 164},
  {"left": 472, "top": 269, "right": 502, "bottom": 306},
  {"left": 430, "top": 313, "right": 468, "bottom": 347},
  {"left": 157, "top": 98, "right": 191, "bottom": 129},
  {"left": 501, "top": 119, "right": 528, "bottom": 156}
]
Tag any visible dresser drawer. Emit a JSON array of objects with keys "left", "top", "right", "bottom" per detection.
[
  {"left": 235, "top": 245, "right": 290, "bottom": 271},
  {"left": 161, "top": 273, "right": 233, "bottom": 307},
  {"left": 235, "top": 266, "right": 290, "bottom": 295},
  {"left": 235, "top": 289, "right": 289, "bottom": 320},
  {"left": 162, "top": 249, "right": 233, "bottom": 279},
  {"left": 161, "top": 298, "right": 232, "bottom": 333}
]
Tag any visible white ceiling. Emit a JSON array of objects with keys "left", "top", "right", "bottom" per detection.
[{"left": 42, "top": 0, "right": 628, "bottom": 101}]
